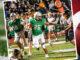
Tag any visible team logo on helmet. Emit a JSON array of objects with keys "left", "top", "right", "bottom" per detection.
[{"left": 34, "top": 12, "right": 42, "bottom": 18}]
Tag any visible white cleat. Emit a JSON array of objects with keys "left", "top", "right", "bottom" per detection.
[
  {"left": 28, "top": 53, "right": 32, "bottom": 56},
  {"left": 45, "top": 54, "right": 49, "bottom": 58}
]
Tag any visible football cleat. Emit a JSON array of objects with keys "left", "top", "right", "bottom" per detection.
[
  {"left": 45, "top": 54, "right": 49, "bottom": 58},
  {"left": 28, "top": 53, "right": 32, "bottom": 56},
  {"left": 37, "top": 48, "right": 40, "bottom": 51}
]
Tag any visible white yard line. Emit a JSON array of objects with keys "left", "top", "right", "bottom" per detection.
[
  {"left": 0, "top": 56, "right": 9, "bottom": 60},
  {"left": 64, "top": 59, "right": 77, "bottom": 60},
  {"left": 0, "top": 36, "right": 6, "bottom": 40},
  {"left": 50, "top": 48, "right": 75, "bottom": 53},
  {"left": 9, "top": 48, "right": 75, "bottom": 54}
]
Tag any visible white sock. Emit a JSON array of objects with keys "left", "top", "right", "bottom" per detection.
[
  {"left": 45, "top": 54, "right": 49, "bottom": 58},
  {"left": 48, "top": 39, "right": 51, "bottom": 43},
  {"left": 56, "top": 38, "right": 58, "bottom": 40}
]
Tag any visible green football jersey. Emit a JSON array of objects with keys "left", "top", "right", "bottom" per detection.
[
  {"left": 8, "top": 19, "right": 23, "bottom": 32},
  {"left": 9, "top": 30, "right": 15, "bottom": 37},
  {"left": 30, "top": 18, "right": 46, "bottom": 36}
]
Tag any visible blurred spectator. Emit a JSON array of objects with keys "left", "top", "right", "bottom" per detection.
[
  {"left": 38, "top": 0, "right": 47, "bottom": 14},
  {"left": 49, "top": 0, "right": 54, "bottom": 10},
  {"left": 4, "top": 0, "right": 71, "bottom": 19},
  {"left": 10, "top": 1, "right": 16, "bottom": 9}
]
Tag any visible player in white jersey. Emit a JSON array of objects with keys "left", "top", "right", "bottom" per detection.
[
  {"left": 47, "top": 12, "right": 59, "bottom": 46},
  {"left": 47, "top": 12, "right": 55, "bottom": 45},
  {"left": 21, "top": 13, "right": 33, "bottom": 56}
]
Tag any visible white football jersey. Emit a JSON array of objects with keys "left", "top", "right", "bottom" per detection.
[{"left": 47, "top": 17, "right": 55, "bottom": 23}]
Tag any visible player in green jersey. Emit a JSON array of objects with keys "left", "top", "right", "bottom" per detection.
[
  {"left": 30, "top": 12, "right": 49, "bottom": 58},
  {"left": 8, "top": 13, "right": 26, "bottom": 56}
]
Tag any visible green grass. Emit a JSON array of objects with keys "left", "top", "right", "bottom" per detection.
[
  {"left": 0, "top": 40, "right": 8, "bottom": 56},
  {"left": 24, "top": 54, "right": 76, "bottom": 60},
  {"left": 24, "top": 43, "right": 76, "bottom": 60},
  {"left": 0, "top": 9, "right": 8, "bottom": 56},
  {"left": 9, "top": 35, "right": 76, "bottom": 60},
  {"left": 0, "top": 9, "right": 5, "bottom": 25},
  {"left": 9, "top": 42, "right": 76, "bottom": 60},
  {"left": 0, "top": 9, "right": 6, "bottom": 36},
  {"left": 9, "top": 42, "right": 75, "bottom": 51},
  {"left": 25, "top": 57, "right": 76, "bottom": 60}
]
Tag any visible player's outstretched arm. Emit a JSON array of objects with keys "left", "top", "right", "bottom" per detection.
[
  {"left": 49, "top": 17, "right": 59, "bottom": 25},
  {"left": 27, "top": 24, "right": 32, "bottom": 29}
]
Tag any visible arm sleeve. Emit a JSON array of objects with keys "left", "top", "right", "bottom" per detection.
[
  {"left": 43, "top": 18, "right": 46, "bottom": 24},
  {"left": 29, "top": 18, "right": 33, "bottom": 24},
  {"left": 8, "top": 21, "right": 13, "bottom": 27}
]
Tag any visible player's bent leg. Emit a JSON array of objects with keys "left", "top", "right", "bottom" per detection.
[
  {"left": 14, "top": 37, "right": 24, "bottom": 50},
  {"left": 41, "top": 43, "right": 49, "bottom": 58},
  {"left": 33, "top": 35, "right": 39, "bottom": 49},
  {"left": 40, "top": 33, "right": 49, "bottom": 58},
  {"left": 14, "top": 36, "right": 25, "bottom": 57},
  {"left": 47, "top": 27, "right": 51, "bottom": 44},
  {"left": 54, "top": 31, "right": 58, "bottom": 41},
  {"left": 28, "top": 34, "right": 33, "bottom": 56},
  {"left": 28, "top": 41, "right": 33, "bottom": 56},
  {"left": 70, "top": 39, "right": 75, "bottom": 45},
  {"left": 14, "top": 32, "right": 24, "bottom": 50},
  {"left": 22, "top": 31, "right": 27, "bottom": 46},
  {"left": 69, "top": 31, "right": 75, "bottom": 45}
]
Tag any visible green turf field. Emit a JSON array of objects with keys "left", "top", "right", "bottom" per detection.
[
  {"left": 9, "top": 43, "right": 76, "bottom": 60},
  {"left": 0, "top": 40, "right": 8, "bottom": 56},
  {"left": 9, "top": 38, "right": 76, "bottom": 60},
  {"left": 0, "top": 8, "right": 8, "bottom": 56},
  {"left": 0, "top": 8, "right": 6, "bottom": 36}
]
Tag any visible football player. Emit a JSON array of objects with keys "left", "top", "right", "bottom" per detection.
[
  {"left": 21, "top": 13, "right": 33, "bottom": 56},
  {"left": 10, "top": 49, "right": 24, "bottom": 60},
  {"left": 29, "top": 12, "right": 49, "bottom": 58},
  {"left": 61, "top": 11, "right": 75, "bottom": 45},
  {"left": 8, "top": 13, "right": 26, "bottom": 56},
  {"left": 47, "top": 12, "right": 58, "bottom": 46}
]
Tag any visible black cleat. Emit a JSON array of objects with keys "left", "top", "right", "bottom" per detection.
[{"left": 37, "top": 48, "right": 40, "bottom": 51}]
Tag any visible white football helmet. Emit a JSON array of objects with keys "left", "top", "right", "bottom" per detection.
[
  {"left": 34, "top": 12, "right": 42, "bottom": 18},
  {"left": 10, "top": 13, "right": 16, "bottom": 21},
  {"left": 10, "top": 13, "right": 16, "bottom": 17}
]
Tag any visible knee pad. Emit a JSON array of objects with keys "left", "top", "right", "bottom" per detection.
[
  {"left": 33, "top": 43, "right": 39, "bottom": 48},
  {"left": 41, "top": 43, "right": 46, "bottom": 48},
  {"left": 14, "top": 37, "right": 20, "bottom": 43}
]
